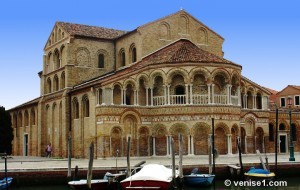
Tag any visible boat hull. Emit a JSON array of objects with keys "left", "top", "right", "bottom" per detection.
[
  {"left": 244, "top": 172, "right": 275, "bottom": 181},
  {"left": 68, "top": 179, "right": 108, "bottom": 190},
  {"left": 121, "top": 180, "right": 171, "bottom": 190},
  {"left": 184, "top": 174, "right": 215, "bottom": 187},
  {"left": 0, "top": 177, "right": 13, "bottom": 190}
]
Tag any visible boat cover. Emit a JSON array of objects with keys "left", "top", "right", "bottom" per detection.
[
  {"left": 121, "top": 164, "right": 176, "bottom": 183},
  {"left": 247, "top": 167, "right": 270, "bottom": 174}
]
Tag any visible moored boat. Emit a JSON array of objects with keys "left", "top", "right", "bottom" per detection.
[
  {"left": 120, "top": 164, "right": 176, "bottom": 190},
  {"left": 184, "top": 168, "right": 215, "bottom": 187},
  {"left": 68, "top": 179, "right": 108, "bottom": 190},
  {"left": 0, "top": 177, "right": 13, "bottom": 190},
  {"left": 244, "top": 167, "right": 275, "bottom": 181}
]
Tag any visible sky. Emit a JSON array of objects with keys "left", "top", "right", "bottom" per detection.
[{"left": 0, "top": 0, "right": 299, "bottom": 110}]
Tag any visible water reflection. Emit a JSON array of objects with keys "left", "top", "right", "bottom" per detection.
[{"left": 14, "top": 178, "right": 300, "bottom": 190}]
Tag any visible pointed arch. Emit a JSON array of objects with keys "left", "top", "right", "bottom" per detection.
[
  {"left": 159, "top": 22, "right": 171, "bottom": 40},
  {"left": 82, "top": 95, "right": 90, "bottom": 117},
  {"left": 53, "top": 74, "right": 59, "bottom": 91},
  {"left": 129, "top": 43, "right": 137, "bottom": 63}
]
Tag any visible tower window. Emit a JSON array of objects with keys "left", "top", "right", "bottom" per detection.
[{"left": 98, "top": 54, "right": 105, "bottom": 68}]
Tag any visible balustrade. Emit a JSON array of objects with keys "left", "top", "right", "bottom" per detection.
[
  {"left": 192, "top": 94, "right": 208, "bottom": 104},
  {"left": 153, "top": 96, "right": 165, "bottom": 106},
  {"left": 214, "top": 94, "right": 227, "bottom": 105}
]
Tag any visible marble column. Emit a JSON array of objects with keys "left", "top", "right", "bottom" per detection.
[
  {"left": 189, "top": 84, "right": 193, "bottom": 104},
  {"left": 146, "top": 88, "right": 149, "bottom": 106},
  {"left": 208, "top": 84, "right": 211, "bottom": 104},
  {"left": 150, "top": 87, "right": 154, "bottom": 106},
  {"left": 185, "top": 84, "right": 189, "bottom": 104},
  {"left": 101, "top": 87, "right": 106, "bottom": 105},
  {"left": 152, "top": 137, "right": 156, "bottom": 156},
  {"left": 167, "top": 85, "right": 170, "bottom": 105},
  {"left": 212, "top": 84, "right": 215, "bottom": 104},
  {"left": 111, "top": 87, "right": 114, "bottom": 105}
]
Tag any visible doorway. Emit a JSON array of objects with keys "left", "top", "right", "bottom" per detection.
[
  {"left": 279, "top": 134, "right": 287, "bottom": 153},
  {"left": 24, "top": 134, "right": 29, "bottom": 156}
]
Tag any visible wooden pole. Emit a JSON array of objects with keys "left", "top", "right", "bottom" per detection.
[
  {"left": 171, "top": 137, "right": 176, "bottom": 187},
  {"left": 212, "top": 118, "right": 215, "bottom": 174},
  {"left": 179, "top": 134, "right": 183, "bottom": 180},
  {"left": 208, "top": 135, "right": 212, "bottom": 174},
  {"left": 126, "top": 136, "right": 131, "bottom": 178},
  {"left": 237, "top": 137, "right": 244, "bottom": 180},
  {"left": 87, "top": 142, "right": 94, "bottom": 189}
]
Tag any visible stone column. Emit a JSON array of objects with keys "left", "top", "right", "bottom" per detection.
[
  {"left": 189, "top": 84, "right": 193, "bottom": 104},
  {"left": 101, "top": 87, "right": 106, "bottom": 105},
  {"left": 166, "top": 136, "right": 169, "bottom": 155},
  {"left": 152, "top": 137, "right": 156, "bottom": 156},
  {"left": 134, "top": 90, "right": 137, "bottom": 105},
  {"left": 244, "top": 94, "right": 248, "bottom": 109},
  {"left": 111, "top": 87, "right": 114, "bottom": 105},
  {"left": 208, "top": 84, "right": 211, "bottom": 104},
  {"left": 191, "top": 136, "right": 194, "bottom": 155},
  {"left": 227, "top": 134, "right": 232, "bottom": 155},
  {"left": 237, "top": 87, "right": 241, "bottom": 106},
  {"left": 150, "top": 87, "right": 154, "bottom": 106},
  {"left": 121, "top": 88, "right": 124, "bottom": 105},
  {"left": 136, "top": 89, "right": 139, "bottom": 106},
  {"left": 146, "top": 88, "right": 149, "bottom": 106},
  {"left": 227, "top": 84, "right": 231, "bottom": 105},
  {"left": 96, "top": 89, "right": 100, "bottom": 105},
  {"left": 124, "top": 88, "right": 127, "bottom": 105},
  {"left": 212, "top": 84, "right": 215, "bottom": 104},
  {"left": 167, "top": 85, "right": 171, "bottom": 105},
  {"left": 164, "top": 85, "right": 167, "bottom": 105},
  {"left": 253, "top": 95, "right": 257, "bottom": 109},
  {"left": 185, "top": 84, "right": 189, "bottom": 104},
  {"left": 188, "top": 135, "right": 191, "bottom": 155}
]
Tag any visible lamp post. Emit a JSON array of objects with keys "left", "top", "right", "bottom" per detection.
[{"left": 287, "top": 96, "right": 295, "bottom": 161}]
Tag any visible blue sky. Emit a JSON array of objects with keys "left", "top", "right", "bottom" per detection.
[{"left": 0, "top": 0, "right": 299, "bottom": 109}]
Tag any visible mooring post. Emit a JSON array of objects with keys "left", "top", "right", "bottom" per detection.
[
  {"left": 87, "top": 142, "right": 94, "bottom": 189},
  {"left": 171, "top": 137, "right": 177, "bottom": 188},
  {"left": 126, "top": 136, "right": 131, "bottom": 178}
]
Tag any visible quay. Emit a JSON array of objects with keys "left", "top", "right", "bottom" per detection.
[{"left": 1, "top": 153, "right": 300, "bottom": 186}]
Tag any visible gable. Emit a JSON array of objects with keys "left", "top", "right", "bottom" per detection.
[
  {"left": 277, "top": 85, "right": 300, "bottom": 96},
  {"left": 44, "top": 23, "right": 70, "bottom": 50},
  {"left": 137, "top": 10, "right": 224, "bottom": 58}
]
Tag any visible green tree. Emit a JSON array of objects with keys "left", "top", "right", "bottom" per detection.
[{"left": 0, "top": 106, "right": 13, "bottom": 154}]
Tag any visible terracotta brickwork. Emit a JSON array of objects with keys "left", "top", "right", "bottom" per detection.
[{"left": 9, "top": 10, "right": 300, "bottom": 158}]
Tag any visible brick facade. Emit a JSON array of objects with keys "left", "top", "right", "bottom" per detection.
[{"left": 9, "top": 10, "right": 299, "bottom": 158}]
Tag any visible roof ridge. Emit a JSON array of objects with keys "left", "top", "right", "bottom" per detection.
[{"left": 56, "top": 21, "right": 127, "bottom": 33}]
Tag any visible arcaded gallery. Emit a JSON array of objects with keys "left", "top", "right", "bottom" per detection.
[{"left": 9, "top": 10, "right": 300, "bottom": 158}]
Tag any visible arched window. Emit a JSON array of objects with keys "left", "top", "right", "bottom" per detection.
[
  {"left": 130, "top": 44, "right": 137, "bottom": 63},
  {"left": 47, "top": 78, "right": 52, "bottom": 93},
  {"left": 73, "top": 98, "right": 79, "bottom": 119},
  {"left": 98, "top": 53, "right": 105, "bottom": 68},
  {"left": 54, "top": 50, "right": 60, "bottom": 70},
  {"left": 82, "top": 95, "right": 89, "bottom": 117},
  {"left": 279, "top": 123, "right": 285, "bottom": 130},
  {"left": 54, "top": 75, "right": 59, "bottom": 91},
  {"left": 269, "top": 123, "right": 274, "bottom": 141},
  {"left": 30, "top": 108, "right": 36, "bottom": 125},
  {"left": 24, "top": 110, "right": 29, "bottom": 126},
  {"left": 60, "top": 72, "right": 65, "bottom": 89},
  {"left": 119, "top": 49, "right": 126, "bottom": 67}
]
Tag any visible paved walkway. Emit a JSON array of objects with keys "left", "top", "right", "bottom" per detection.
[{"left": 1, "top": 153, "right": 299, "bottom": 172}]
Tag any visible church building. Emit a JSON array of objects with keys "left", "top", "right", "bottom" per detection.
[{"left": 9, "top": 10, "right": 300, "bottom": 158}]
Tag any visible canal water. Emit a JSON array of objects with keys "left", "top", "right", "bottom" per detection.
[{"left": 13, "top": 178, "right": 300, "bottom": 190}]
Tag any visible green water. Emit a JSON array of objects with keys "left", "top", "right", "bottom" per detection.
[{"left": 13, "top": 178, "right": 300, "bottom": 190}]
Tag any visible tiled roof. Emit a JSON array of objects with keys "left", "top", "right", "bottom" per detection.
[
  {"left": 291, "top": 85, "right": 300, "bottom": 90},
  {"left": 141, "top": 39, "right": 237, "bottom": 65},
  {"left": 57, "top": 22, "right": 127, "bottom": 40},
  {"left": 9, "top": 97, "right": 41, "bottom": 111}
]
